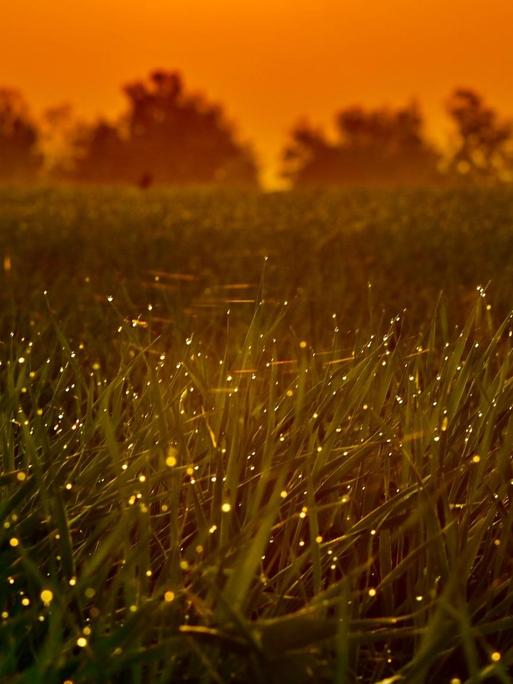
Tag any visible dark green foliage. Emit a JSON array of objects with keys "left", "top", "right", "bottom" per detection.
[{"left": 1, "top": 188, "right": 513, "bottom": 682}]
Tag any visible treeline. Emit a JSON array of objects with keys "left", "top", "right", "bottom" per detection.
[{"left": 1, "top": 70, "right": 513, "bottom": 188}]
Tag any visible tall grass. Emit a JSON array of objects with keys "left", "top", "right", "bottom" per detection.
[{"left": 1, "top": 188, "right": 513, "bottom": 682}]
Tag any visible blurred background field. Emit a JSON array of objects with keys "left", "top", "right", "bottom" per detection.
[
  {"left": 2, "top": 186, "right": 513, "bottom": 341},
  {"left": 1, "top": 188, "right": 513, "bottom": 683}
]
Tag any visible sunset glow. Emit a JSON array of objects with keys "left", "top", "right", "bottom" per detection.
[{"left": 3, "top": 0, "right": 513, "bottom": 186}]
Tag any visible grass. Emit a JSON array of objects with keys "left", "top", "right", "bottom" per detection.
[{"left": 1, "top": 187, "right": 513, "bottom": 682}]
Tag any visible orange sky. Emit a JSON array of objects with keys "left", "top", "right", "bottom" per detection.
[{"left": 2, "top": 0, "right": 513, "bottom": 187}]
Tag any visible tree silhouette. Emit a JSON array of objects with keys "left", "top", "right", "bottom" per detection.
[
  {"left": 68, "top": 70, "right": 258, "bottom": 187},
  {"left": 446, "top": 89, "right": 513, "bottom": 183},
  {"left": 283, "top": 103, "right": 442, "bottom": 188},
  {"left": 0, "top": 89, "right": 42, "bottom": 182}
]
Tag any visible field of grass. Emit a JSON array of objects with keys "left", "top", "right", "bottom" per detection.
[{"left": 1, "top": 187, "right": 513, "bottom": 683}]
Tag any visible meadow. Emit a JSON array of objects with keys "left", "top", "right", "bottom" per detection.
[{"left": 1, "top": 187, "right": 513, "bottom": 683}]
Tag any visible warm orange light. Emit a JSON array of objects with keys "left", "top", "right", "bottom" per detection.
[{"left": 2, "top": 0, "right": 513, "bottom": 186}]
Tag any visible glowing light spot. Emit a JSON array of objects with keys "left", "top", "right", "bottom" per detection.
[
  {"left": 179, "top": 560, "right": 189, "bottom": 570},
  {"left": 16, "top": 471, "right": 26, "bottom": 482},
  {"left": 21, "top": 597, "right": 30, "bottom": 606},
  {"left": 40, "top": 589, "right": 53, "bottom": 605},
  {"left": 472, "top": 454, "right": 481, "bottom": 463},
  {"left": 299, "top": 340, "right": 307, "bottom": 349},
  {"left": 92, "top": 362, "right": 101, "bottom": 371},
  {"left": 315, "top": 535, "right": 323, "bottom": 543},
  {"left": 368, "top": 588, "right": 377, "bottom": 597},
  {"left": 491, "top": 651, "right": 501, "bottom": 662},
  {"left": 76, "top": 637, "right": 88, "bottom": 648},
  {"left": 221, "top": 502, "right": 231, "bottom": 513},
  {"left": 9, "top": 537, "right": 19, "bottom": 547},
  {"left": 166, "top": 447, "right": 178, "bottom": 467},
  {"left": 441, "top": 417, "right": 448, "bottom": 431},
  {"left": 280, "top": 490, "right": 288, "bottom": 499},
  {"left": 164, "top": 591, "right": 175, "bottom": 603}
]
